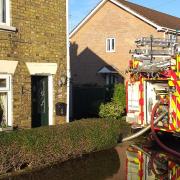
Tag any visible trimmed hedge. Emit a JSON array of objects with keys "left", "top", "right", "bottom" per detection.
[{"left": 0, "top": 119, "right": 130, "bottom": 175}]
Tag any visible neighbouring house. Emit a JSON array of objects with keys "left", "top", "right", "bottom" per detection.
[
  {"left": 70, "top": 0, "right": 180, "bottom": 119},
  {"left": 0, "top": 0, "right": 68, "bottom": 129}
]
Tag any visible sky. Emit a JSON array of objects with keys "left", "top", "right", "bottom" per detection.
[{"left": 69, "top": 0, "right": 180, "bottom": 32}]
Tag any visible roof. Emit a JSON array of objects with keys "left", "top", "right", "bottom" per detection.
[
  {"left": 116, "top": 0, "right": 180, "bottom": 30},
  {"left": 98, "top": 65, "right": 118, "bottom": 74},
  {"left": 70, "top": 0, "right": 180, "bottom": 38}
]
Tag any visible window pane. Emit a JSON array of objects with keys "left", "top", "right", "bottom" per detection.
[
  {"left": 0, "top": 79, "right": 6, "bottom": 88},
  {"left": 112, "top": 39, "right": 115, "bottom": 51},
  {"left": 0, "top": 0, "right": 6, "bottom": 23},
  {"left": 106, "top": 38, "right": 115, "bottom": 52},
  {"left": 0, "top": 93, "right": 8, "bottom": 126}
]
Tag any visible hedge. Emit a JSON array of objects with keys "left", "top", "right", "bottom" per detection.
[{"left": 0, "top": 119, "right": 130, "bottom": 176}]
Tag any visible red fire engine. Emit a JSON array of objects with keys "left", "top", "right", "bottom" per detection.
[{"left": 126, "top": 36, "right": 180, "bottom": 135}]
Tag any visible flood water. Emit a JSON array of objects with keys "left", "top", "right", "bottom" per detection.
[{"left": 1, "top": 137, "right": 180, "bottom": 180}]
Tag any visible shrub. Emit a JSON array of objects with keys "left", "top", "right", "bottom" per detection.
[
  {"left": 0, "top": 119, "right": 129, "bottom": 175},
  {"left": 99, "top": 102, "right": 124, "bottom": 119},
  {"left": 99, "top": 84, "right": 126, "bottom": 119},
  {"left": 113, "top": 84, "right": 126, "bottom": 108}
]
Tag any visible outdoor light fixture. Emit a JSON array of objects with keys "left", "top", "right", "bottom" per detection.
[{"left": 59, "top": 75, "right": 67, "bottom": 87}]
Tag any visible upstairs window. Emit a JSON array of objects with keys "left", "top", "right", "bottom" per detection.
[
  {"left": 0, "top": 0, "right": 10, "bottom": 25},
  {"left": 106, "top": 38, "right": 115, "bottom": 52}
]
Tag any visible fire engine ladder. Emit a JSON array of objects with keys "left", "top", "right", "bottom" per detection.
[
  {"left": 135, "top": 37, "right": 177, "bottom": 47},
  {"left": 133, "top": 36, "right": 178, "bottom": 59},
  {"left": 132, "top": 59, "right": 172, "bottom": 73},
  {"left": 130, "top": 49, "right": 173, "bottom": 56}
]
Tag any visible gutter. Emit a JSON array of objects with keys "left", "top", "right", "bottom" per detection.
[
  {"left": 158, "top": 27, "right": 180, "bottom": 34},
  {"left": 66, "top": 0, "right": 71, "bottom": 123}
]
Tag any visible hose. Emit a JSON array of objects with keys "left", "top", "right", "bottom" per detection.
[
  {"left": 122, "top": 112, "right": 167, "bottom": 142},
  {"left": 150, "top": 102, "right": 180, "bottom": 158}
]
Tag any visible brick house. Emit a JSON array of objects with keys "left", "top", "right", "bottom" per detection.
[
  {"left": 0, "top": 0, "right": 68, "bottom": 129},
  {"left": 70, "top": 0, "right": 180, "bottom": 87},
  {"left": 69, "top": 0, "right": 180, "bottom": 119}
]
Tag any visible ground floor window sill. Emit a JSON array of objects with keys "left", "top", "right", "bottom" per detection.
[
  {"left": 0, "top": 24, "right": 17, "bottom": 32},
  {"left": 0, "top": 127, "right": 13, "bottom": 132}
]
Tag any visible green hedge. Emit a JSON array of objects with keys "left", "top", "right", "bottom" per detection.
[{"left": 0, "top": 119, "right": 130, "bottom": 175}]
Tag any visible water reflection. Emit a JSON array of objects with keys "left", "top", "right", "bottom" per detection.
[
  {"left": 3, "top": 149, "right": 120, "bottom": 180},
  {"left": 126, "top": 144, "right": 180, "bottom": 180},
  {"left": 1, "top": 142, "right": 180, "bottom": 180}
]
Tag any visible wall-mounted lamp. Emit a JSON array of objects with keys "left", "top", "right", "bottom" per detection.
[{"left": 58, "top": 75, "right": 67, "bottom": 87}]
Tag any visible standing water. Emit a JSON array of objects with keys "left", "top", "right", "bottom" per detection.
[{"left": 1, "top": 138, "right": 180, "bottom": 180}]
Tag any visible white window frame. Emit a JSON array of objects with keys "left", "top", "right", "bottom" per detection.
[
  {"left": 0, "top": 0, "right": 10, "bottom": 26},
  {"left": 106, "top": 38, "right": 116, "bottom": 53},
  {"left": 105, "top": 74, "right": 117, "bottom": 85},
  {"left": 48, "top": 75, "right": 53, "bottom": 126},
  {"left": 0, "top": 74, "right": 12, "bottom": 127}
]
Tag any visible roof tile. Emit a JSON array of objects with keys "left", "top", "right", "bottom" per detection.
[{"left": 116, "top": 0, "right": 180, "bottom": 30}]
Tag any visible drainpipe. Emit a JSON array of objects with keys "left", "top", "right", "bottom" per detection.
[{"left": 66, "top": 0, "right": 71, "bottom": 123}]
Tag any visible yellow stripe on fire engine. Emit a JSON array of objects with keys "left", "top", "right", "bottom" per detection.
[
  {"left": 171, "top": 99, "right": 177, "bottom": 128},
  {"left": 177, "top": 81, "right": 180, "bottom": 87},
  {"left": 171, "top": 97, "right": 180, "bottom": 130},
  {"left": 168, "top": 80, "right": 174, "bottom": 87}
]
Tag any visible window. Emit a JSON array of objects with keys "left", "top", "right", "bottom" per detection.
[
  {"left": 106, "top": 38, "right": 115, "bottom": 52},
  {"left": 106, "top": 74, "right": 118, "bottom": 85},
  {"left": 0, "top": 0, "right": 10, "bottom": 25},
  {"left": 0, "top": 75, "right": 10, "bottom": 91},
  {"left": 0, "top": 74, "right": 12, "bottom": 127}
]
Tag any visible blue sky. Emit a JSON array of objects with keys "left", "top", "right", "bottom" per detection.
[{"left": 69, "top": 0, "right": 180, "bottom": 31}]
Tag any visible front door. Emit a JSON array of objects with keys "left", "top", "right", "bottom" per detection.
[{"left": 31, "top": 76, "right": 49, "bottom": 127}]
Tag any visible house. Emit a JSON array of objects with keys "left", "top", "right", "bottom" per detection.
[
  {"left": 0, "top": 0, "right": 69, "bottom": 129},
  {"left": 70, "top": 0, "right": 180, "bottom": 87},
  {"left": 69, "top": 0, "right": 180, "bottom": 119}
]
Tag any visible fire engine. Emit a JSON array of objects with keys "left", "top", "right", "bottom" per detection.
[
  {"left": 126, "top": 35, "right": 180, "bottom": 135},
  {"left": 124, "top": 35, "right": 180, "bottom": 157}
]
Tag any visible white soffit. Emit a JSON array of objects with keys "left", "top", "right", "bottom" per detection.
[
  {"left": 26, "top": 63, "right": 57, "bottom": 75},
  {"left": 0, "top": 60, "right": 18, "bottom": 74}
]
